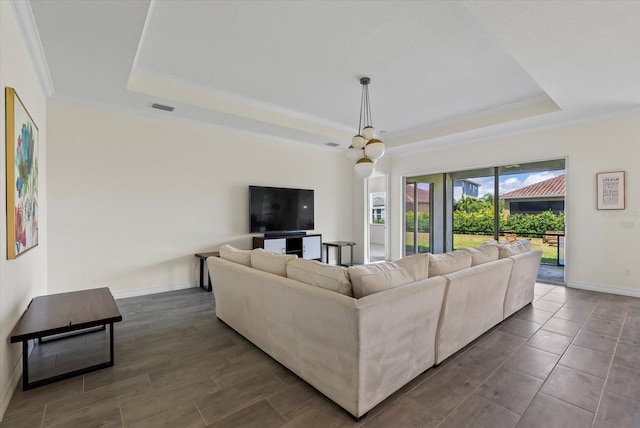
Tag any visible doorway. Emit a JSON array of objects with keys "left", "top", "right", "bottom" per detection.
[{"left": 366, "top": 173, "right": 389, "bottom": 262}]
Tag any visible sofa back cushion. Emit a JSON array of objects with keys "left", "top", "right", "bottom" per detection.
[
  {"left": 219, "top": 244, "right": 252, "bottom": 267},
  {"left": 396, "top": 254, "right": 430, "bottom": 279},
  {"left": 428, "top": 251, "right": 472, "bottom": 277},
  {"left": 251, "top": 248, "right": 297, "bottom": 277},
  {"left": 459, "top": 244, "right": 499, "bottom": 266},
  {"left": 287, "top": 259, "right": 353, "bottom": 296},
  {"left": 347, "top": 254, "right": 428, "bottom": 298},
  {"left": 358, "top": 269, "right": 417, "bottom": 297},
  {"left": 497, "top": 240, "right": 532, "bottom": 258}
]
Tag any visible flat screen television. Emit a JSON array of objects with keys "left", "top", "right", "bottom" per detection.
[{"left": 249, "top": 186, "right": 314, "bottom": 233}]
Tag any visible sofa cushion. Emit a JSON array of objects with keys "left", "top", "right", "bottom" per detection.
[
  {"left": 250, "top": 248, "right": 297, "bottom": 277},
  {"left": 347, "top": 254, "right": 428, "bottom": 298},
  {"left": 428, "top": 251, "right": 472, "bottom": 277},
  {"left": 497, "top": 240, "right": 532, "bottom": 258},
  {"left": 287, "top": 258, "right": 352, "bottom": 296},
  {"left": 459, "top": 245, "right": 499, "bottom": 266},
  {"left": 397, "top": 254, "right": 430, "bottom": 279},
  {"left": 358, "top": 269, "right": 417, "bottom": 297},
  {"left": 219, "top": 244, "right": 252, "bottom": 267}
]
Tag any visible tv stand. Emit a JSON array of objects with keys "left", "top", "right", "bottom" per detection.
[
  {"left": 264, "top": 231, "right": 307, "bottom": 238},
  {"left": 253, "top": 234, "right": 322, "bottom": 261}
]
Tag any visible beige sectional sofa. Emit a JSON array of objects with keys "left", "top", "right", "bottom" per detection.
[{"left": 207, "top": 242, "right": 541, "bottom": 419}]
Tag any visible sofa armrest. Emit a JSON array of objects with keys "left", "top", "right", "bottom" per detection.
[
  {"left": 207, "top": 257, "right": 362, "bottom": 416},
  {"left": 436, "top": 258, "right": 514, "bottom": 364},
  {"left": 355, "top": 276, "right": 447, "bottom": 416},
  {"left": 504, "top": 250, "right": 543, "bottom": 318}
]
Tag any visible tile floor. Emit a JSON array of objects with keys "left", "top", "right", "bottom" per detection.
[{"left": 1, "top": 282, "right": 640, "bottom": 427}]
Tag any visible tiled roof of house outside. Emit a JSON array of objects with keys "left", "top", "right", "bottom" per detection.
[
  {"left": 405, "top": 185, "right": 430, "bottom": 203},
  {"left": 501, "top": 174, "right": 565, "bottom": 198}
]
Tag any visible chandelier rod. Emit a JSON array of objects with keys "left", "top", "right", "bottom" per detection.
[
  {"left": 366, "top": 83, "right": 371, "bottom": 128},
  {"left": 358, "top": 82, "right": 365, "bottom": 135}
]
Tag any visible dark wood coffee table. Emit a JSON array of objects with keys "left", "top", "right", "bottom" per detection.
[{"left": 10, "top": 287, "right": 122, "bottom": 390}]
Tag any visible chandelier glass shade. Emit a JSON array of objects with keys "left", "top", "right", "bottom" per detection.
[
  {"left": 354, "top": 157, "right": 375, "bottom": 178},
  {"left": 346, "top": 77, "right": 385, "bottom": 178}
]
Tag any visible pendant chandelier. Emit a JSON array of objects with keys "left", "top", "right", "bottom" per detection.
[{"left": 346, "top": 77, "right": 385, "bottom": 178}]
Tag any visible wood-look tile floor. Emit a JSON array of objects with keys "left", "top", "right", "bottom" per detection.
[{"left": 2, "top": 283, "right": 640, "bottom": 427}]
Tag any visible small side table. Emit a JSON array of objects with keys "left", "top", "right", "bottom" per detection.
[
  {"left": 194, "top": 251, "right": 220, "bottom": 292},
  {"left": 323, "top": 241, "right": 356, "bottom": 267}
]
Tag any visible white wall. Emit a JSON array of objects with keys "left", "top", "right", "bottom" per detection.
[
  {"left": 47, "top": 101, "right": 353, "bottom": 297},
  {"left": 386, "top": 113, "right": 640, "bottom": 297},
  {"left": 0, "top": 2, "right": 48, "bottom": 420}
]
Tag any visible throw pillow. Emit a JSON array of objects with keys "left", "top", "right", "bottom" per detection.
[
  {"left": 250, "top": 248, "right": 297, "bottom": 277},
  {"left": 287, "top": 259, "right": 352, "bottom": 296},
  {"left": 219, "top": 244, "right": 252, "bottom": 267},
  {"left": 428, "top": 251, "right": 472, "bottom": 277}
]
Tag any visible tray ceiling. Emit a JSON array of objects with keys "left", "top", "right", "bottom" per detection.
[{"left": 28, "top": 0, "right": 640, "bottom": 154}]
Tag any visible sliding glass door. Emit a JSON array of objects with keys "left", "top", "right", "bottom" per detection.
[
  {"left": 403, "top": 158, "right": 566, "bottom": 283},
  {"left": 404, "top": 173, "right": 446, "bottom": 256},
  {"left": 404, "top": 180, "right": 431, "bottom": 255},
  {"left": 449, "top": 167, "right": 497, "bottom": 250},
  {"left": 497, "top": 160, "right": 566, "bottom": 267}
]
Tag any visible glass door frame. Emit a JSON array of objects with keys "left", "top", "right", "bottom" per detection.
[{"left": 403, "top": 177, "right": 435, "bottom": 256}]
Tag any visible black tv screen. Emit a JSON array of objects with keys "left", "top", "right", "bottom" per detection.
[{"left": 249, "top": 186, "right": 314, "bottom": 233}]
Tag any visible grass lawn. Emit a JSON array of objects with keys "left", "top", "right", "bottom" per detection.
[{"left": 406, "top": 233, "right": 561, "bottom": 265}]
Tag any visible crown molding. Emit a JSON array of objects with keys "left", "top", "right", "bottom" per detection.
[
  {"left": 11, "top": 0, "right": 54, "bottom": 97},
  {"left": 386, "top": 105, "right": 640, "bottom": 158}
]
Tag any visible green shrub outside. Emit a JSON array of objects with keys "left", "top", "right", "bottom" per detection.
[
  {"left": 405, "top": 211, "right": 430, "bottom": 232},
  {"left": 451, "top": 196, "right": 565, "bottom": 236},
  {"left": 405, "top": 197, "right": 565, "bottom": 264},
  {"left": 406, "top": 206, "right": 564, "bottom": 236}
]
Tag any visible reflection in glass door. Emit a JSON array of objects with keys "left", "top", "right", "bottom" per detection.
[{"left": 404, "top": 180, "right": 431, "bottom": 255}]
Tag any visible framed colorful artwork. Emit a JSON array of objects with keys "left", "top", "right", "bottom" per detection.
[
  {"left": 5, "top": 87, "right": 39, "bottom": 259},
  {"left": 597, "top": 171, "right": 625, "bottom": 210}
]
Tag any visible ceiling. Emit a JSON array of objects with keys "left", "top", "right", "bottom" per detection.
[{"left": 27, "top": 0, "right": 640, "bottom": 155}]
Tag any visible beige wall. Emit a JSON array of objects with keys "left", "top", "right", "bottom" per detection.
[
  {"left": 387, "top": 113, "right": 640, "bottom": 296},
  {"left": 47, "top": 101, "right": 353, "bottom": 297},
  {"left": 0, "top": 2, "right": 48, "bottom": 419}
]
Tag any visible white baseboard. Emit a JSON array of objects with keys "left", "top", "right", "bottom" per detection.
[
  {"left": 0, "top": 358, "right": 22, "bottom": 423},
  {"left": 567, "top": 280, "right": 640, "bottom": 299},
  {"left": 112, "top": 281, "right": 197, "bottom": 300}
]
